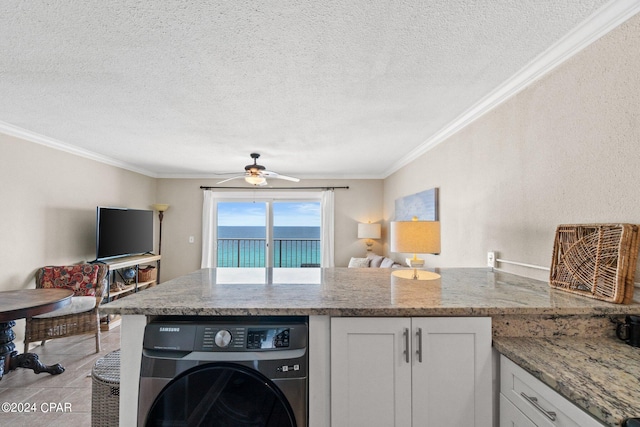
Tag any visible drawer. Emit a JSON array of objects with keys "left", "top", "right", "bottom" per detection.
[
  {"left": 500, "top": 393, "right": 536, "bottom": 427},
  {"left": 500, "top": 356, "right": 605, "bottom": 427}
]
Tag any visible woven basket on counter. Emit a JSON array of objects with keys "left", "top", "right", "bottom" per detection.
[
  {"left": 549, "top": 223, "right": 640, "bottom": 304},
  {"left": 138, "top": 266, "right": 157, "bottom": 282}
]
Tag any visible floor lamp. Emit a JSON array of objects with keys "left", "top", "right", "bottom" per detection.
[{"left": 152, "top": 204, "right": 170, "bottom": 283}]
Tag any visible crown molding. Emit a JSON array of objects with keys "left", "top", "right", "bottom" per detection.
[
  {"left": 0, "top": 121, "right": 158, "bottom": 178},
  {"left": 1, "top": 119, "right": 383, "bottom": 180},
  {"left": 383, "top": 0, "right": 640, "bottom": 178},
  {"left": 157, "top": 172, "right": 384, "bottom": 180}
]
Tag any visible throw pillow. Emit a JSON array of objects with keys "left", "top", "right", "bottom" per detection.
[
  {"left": 366, "top": 253, "right": 385, "bottom": 268},
  {"left": 380, "top": 257, "right": 397, "bottom": 268},
  {"left": 39, "top": 264, "right": 100, "bottom": 296},
  {"left": 348, "top": 257, "right": 371, "bottom": 268}
]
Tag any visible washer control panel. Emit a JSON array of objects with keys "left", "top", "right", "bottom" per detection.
[
  {"left": 196, "top": 326, "right": 292, "bottom": 350},
  {"left": 143, "top": 319, "right": 307, "bottom": 352}
]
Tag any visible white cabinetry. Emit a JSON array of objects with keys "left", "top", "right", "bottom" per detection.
[
  {"left": 500, "top": 355, "right": 605, "bottom": 427},
  {"left": 331, "top": 317, "right": 492, "bottom": 427}
]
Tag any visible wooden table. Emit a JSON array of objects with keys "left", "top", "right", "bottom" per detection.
[{"left": 0, "top": 289, "right": 73, "bottom": 380}]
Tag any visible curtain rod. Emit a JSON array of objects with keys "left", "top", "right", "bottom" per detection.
[{"left": 199, "top": 186, "right": 349, "bottom": 191}]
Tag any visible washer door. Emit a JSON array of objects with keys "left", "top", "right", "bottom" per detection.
[{"left": 144, "top": 362, "right": 297, "bottom": 427}]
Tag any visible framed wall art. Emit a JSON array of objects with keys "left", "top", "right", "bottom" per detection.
[{"left": 394, "top": 188, "right": 438, "bottom": 221}]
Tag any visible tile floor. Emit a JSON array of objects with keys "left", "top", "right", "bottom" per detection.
[{"left": 0, "top": 326, "right": 120, "bottom": 427}]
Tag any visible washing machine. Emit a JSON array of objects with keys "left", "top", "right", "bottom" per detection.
[{"left": 138, "top": 316, "right": 308, "bottom": 427}]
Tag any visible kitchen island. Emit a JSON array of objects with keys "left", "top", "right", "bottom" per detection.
[{"left": 100, "top": 267, "right": 640, "bottom": 426}]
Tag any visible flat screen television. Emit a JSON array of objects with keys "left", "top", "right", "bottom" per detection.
[{"left": 96, "top": 207, "right": 154, "bottom": 260}]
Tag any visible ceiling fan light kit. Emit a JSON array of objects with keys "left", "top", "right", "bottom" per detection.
[
  {"left": 245, "top": 175, "right": 267, "bottom": 186},
  {"left": 216, "top": 153, "right": 300, "bottom": 186}
]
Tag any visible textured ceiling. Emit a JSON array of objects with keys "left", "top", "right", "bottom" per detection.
[{"left": 0, "top": 1, "right": 618, "bottom": 179}]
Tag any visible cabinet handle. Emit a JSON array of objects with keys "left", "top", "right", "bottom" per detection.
[
  {"left": 416, "top": 328, "right": 423, "bottom": 363},
  {"left": 520, "top": 392, "right": 557, "bottom": 421},
  {"left": 403, "top": 328, "right": 410, "bottom": 363}
]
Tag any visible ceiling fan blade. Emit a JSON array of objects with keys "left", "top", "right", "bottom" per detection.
[
  {"left": 262, "top": 170, "right": 300, "bottom": 182},
  {"left": 216, "top": 176, "right": 244, "bottom": 184},
  {"left": 277, "top": 175, "right": 300, "bottom": 182}
]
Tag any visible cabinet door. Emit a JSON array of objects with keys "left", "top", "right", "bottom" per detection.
[
  {"left": 412, "top": 317, "right": 492, "bottom": 427},
  {"left": 331, "top": 317, "right": 412, "bottom": 427}
]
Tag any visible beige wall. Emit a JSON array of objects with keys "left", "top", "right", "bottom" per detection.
[
  {"left": 384, "top": 14, "right": 640, "bottom": 281},
  {"left": 156, "top": 178, "right": 384, "bottom": 280},
  {"left": 0, "top": 133, "right": 156, "bottom": 339}
]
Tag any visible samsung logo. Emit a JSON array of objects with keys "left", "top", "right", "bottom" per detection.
[{"left": 159, "top": 327, "right": 180, "bottom": 332}]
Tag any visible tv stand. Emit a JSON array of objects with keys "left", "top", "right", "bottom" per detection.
[{"left": 100, "top": 254, "right": 161, "bottom": 330}]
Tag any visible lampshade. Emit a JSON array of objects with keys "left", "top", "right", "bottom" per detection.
[
  {"left": 390, "top": 220, "right": 440, "bottom": 254},
  {"left": 390, "top": 218, "right": 440, "bottom": 280},
  {"left": 357, "top": 223, "right": 381, "bottom": 239},
  {"left": 152, "top": 203, "right": 170, "bottom": 212},
  {"left": 245, "top": 175, "right": 266, "bottom": 185}
]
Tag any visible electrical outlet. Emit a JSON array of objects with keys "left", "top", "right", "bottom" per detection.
[{"left": 487, "top": 251, "right": 496, "bottom": 268}]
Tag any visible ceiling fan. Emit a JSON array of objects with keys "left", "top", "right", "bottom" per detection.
[{"left": 216, "top": 153, "right": 301, "bottom": 186}]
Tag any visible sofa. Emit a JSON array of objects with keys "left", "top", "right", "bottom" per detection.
[{"left": 348, "top": 253, "right": 402, "bottom": 268}]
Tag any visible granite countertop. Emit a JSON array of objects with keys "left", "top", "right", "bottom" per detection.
[
  {"left": 100, "top": 267, "right": 640, "bottom": 316},
  {"left": 493, "top": 336, "right": 640, "bottom": 427}
]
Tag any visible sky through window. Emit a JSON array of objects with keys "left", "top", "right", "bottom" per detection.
[{"left": 217, "top": 202, "right": 320, "bottom": 227}]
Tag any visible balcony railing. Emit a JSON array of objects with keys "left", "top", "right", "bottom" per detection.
[{"left": 217, "top": 238, "right": 321, "bottom": 268}]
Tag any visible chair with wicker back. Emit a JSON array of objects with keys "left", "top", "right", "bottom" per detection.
[{"left": 24, "top": 263, "right": 108, "bottom": 354}]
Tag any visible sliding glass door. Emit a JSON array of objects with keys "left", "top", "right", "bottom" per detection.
[
  {"left": 272, "top": 202, "right": 321, "bottom": 268},
  {"left": 215, "top": 199, "right": 320, "bottom": 268}
]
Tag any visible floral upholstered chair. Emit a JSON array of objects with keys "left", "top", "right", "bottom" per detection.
[{"left": 24, "top": 264, "right": 108, "bottom": 353}]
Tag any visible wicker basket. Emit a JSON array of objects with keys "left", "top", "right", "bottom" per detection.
[
  {"left": 550, "top": 224, "right": 640, "bottom": 304},
  {"left": 138, "top": 266, "right": 157, "bottom": 282},
  {"left": 92, "top": 350, "right": 120, "bottom": 427}
]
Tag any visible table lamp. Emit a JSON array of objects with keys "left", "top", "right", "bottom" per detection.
[
  {"left": 357, "top": 222, "right": 381, "bottom": 254},
  {"left": 390, "top": 217, "right": 440, "bottom": 280}
]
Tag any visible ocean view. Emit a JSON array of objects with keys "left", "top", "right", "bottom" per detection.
[
  {"left": 217, "top": 226, "right": 321, "bottom": 267},
  {"left": 218, "top": 226, "right": 321, "bottom": 239}
]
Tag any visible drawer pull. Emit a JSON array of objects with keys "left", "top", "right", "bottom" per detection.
[{"left": 521, "top": 392, "right": 557, "bottom": 421}]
